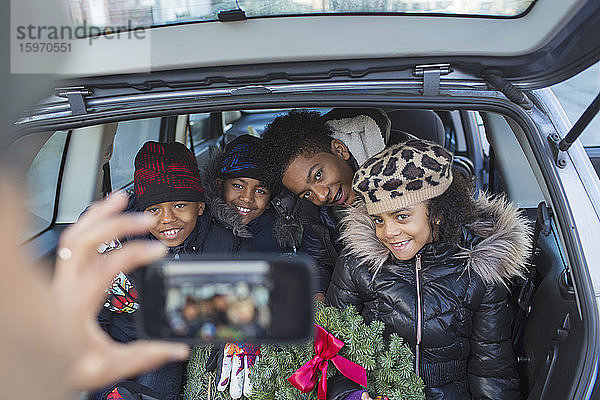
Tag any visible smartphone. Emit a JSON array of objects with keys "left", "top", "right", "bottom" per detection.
[{"left": 138, "top": 256, "right": 314, "bottom": 343}]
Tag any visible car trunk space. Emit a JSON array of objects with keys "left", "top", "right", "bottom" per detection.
[{"left": 14, "top": 93, "right": 599, "bottom": 399}]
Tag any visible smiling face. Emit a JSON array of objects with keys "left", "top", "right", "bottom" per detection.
[
  {"left": 281, "top": 139, "right": 356, "bottom": 207},
  {"left": 221, "top": 177, "right": 271, "bottom": 224},
  {"left": 369, "top": 201, "right": 433, "bottom": 261},
  {"left": 144, "top": 200, "right": 205, "bottom": 247}
]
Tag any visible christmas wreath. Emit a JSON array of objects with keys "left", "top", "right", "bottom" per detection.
[{"left": 184, "top": 302, "right": 425, "bottom": 400}]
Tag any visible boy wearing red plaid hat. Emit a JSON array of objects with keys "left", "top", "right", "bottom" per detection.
[
  {"left": 134, "top": 141, "right": 247, "bottom": 254},
  {"left": 95, "top": 141, "right": 246, "bottom": 400}
]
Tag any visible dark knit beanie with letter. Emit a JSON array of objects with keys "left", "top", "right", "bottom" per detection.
[
  {"left": 353, "top": 139, "right": 453, "bottom": 214},
  {"left": 134, "top": 141, "right": 204, "bottom": 211},
  {"left": 219, "top": 135, "right": 264, "bottom": 182}
]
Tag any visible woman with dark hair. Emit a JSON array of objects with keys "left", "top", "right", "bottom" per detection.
[{"left": 326, "top": 139, "right": 531, "bottom": 400}]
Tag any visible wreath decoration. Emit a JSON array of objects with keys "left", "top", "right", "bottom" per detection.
[{"left": 184, "top": 302, "right": 425, "bottom": 400}]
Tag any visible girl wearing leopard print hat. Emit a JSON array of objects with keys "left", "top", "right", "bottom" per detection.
[{"left": 325, "top": 139, "right": 531, "bottom": 400}]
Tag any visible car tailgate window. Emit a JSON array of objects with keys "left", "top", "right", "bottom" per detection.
[
  {"left": 22, "top": 131, "right": 69, "bottom": 239},
  {"left": 111, "top": 117, "right": 161, "bottom": 190}
]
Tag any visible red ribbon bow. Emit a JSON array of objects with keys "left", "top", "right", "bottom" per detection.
[{"left": 287, "top": 324, "right": 367, "bottom": 400}]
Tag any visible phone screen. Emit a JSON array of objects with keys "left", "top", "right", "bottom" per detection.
[
  {"left": 140, "top": 257, "right": 313, "bottom": 343},
  {"left": 163, "top": 261, "right": 271, "bottom": 341}
]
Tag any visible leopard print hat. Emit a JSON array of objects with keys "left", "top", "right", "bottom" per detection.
[{"left": 352, "top": 139, "right": 453, "bottom": 215}]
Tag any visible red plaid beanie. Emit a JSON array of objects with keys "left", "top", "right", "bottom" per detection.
[{"left": 134, "top": 141, "right": 204, "bottom": 211}]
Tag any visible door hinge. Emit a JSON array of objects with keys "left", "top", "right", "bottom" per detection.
[
  {"left": 55, "top": 86, "right": 93, "bottom": 116},
  {"left": 547, "top": 90, "right": 600, "bottom": 168},
  {"left": 548, "top": 133, "right": 568, "bottom": 168},
  {"left": 413, "top": 63, "right": 451, "bottom": 96}
]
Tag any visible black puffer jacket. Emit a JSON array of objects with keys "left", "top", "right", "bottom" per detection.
[{"left": 325, "top": 194, "right": 531, "bottom": 400}]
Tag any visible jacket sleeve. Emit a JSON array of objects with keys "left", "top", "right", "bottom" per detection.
[
  {"left": 271, "top": 193, "right": 337, "bottom": 292},
  {"left": 324, "top": 257, "right": 367, "bottom": 400},
  {"left": 324, "top": 257, "right": 364, "bottom": 313},
  {"left": 468, "top": 283, "right": 520, "bottom": 400},
  {"left": 295, "top": 201, "right": 339, "bottom": 294},
  {"left": 301, "top": 223, "right": 334, "bottom": 294}
]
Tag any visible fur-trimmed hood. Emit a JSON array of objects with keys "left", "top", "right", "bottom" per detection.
[
  {"left": 339, "top": 193, "right": 532, "bottom": 287},
  {"left": 201, "top": 147, "right": 252, "bottom": 239}
]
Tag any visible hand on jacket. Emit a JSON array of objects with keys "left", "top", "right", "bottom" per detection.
[{"left": 217, "top": 342, "right": 260, "bottom": 399}]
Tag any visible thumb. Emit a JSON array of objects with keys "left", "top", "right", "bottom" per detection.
[{"left": 70, "top": 340, "right": 189, "bottom": 390}]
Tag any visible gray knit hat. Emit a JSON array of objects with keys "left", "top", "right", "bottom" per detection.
[{"left": 352, "top": 139, "right": 453, "bottom": 214}]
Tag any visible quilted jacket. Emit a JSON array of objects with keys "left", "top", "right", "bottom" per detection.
[{"left": 325, "top": 194, "right": 532, "bottom": 400}]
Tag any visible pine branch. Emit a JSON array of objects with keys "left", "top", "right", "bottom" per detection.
[{"left": 185, "top": 304, "right": 425, "bottom": 400}]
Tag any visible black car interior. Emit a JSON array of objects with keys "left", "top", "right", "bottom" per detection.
[{"left": 512, "top": 201, "right": 582, "bottom": 398}]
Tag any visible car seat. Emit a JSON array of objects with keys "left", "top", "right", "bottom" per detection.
[{"left": 387, "top": 109, "right": 474, "bottom": 180}]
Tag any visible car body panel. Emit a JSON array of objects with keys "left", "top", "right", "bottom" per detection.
[{"left": 506, "top": 97, "right": 600, "bottom": 399}]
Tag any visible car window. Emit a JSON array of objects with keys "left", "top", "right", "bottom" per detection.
[
  {"left": 23, "top": 131, "right": 69, "bottom": 239},
  {"left": 437, "top": 111, "right": 467, "bottom": 154},
  {"left": 475, "top": 112, "right": 490, "bottom": 156},
  {"left": 65, "top": 0, "right": 536, "bottom": 29},
  {"left": 111, "top": 118, "right": 161, "bottom": 190},
  {"left": 551, "top": 61, "right": 600, "bottom": 147},
  {"left": 189, "top": 113, "right": 212, "bottom": 145}
]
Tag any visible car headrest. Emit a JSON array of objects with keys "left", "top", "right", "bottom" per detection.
[{"left": 387, "top": 109, "right": 446, "bottom": 146}]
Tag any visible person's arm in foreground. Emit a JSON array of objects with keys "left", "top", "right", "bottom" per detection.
[{"left": 0, "top": 181, "right": 189, "bottom": 400}]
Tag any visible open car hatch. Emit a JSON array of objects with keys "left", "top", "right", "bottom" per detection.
[{"left": 45, "top": 0, "right": 598, "bottom": 90}]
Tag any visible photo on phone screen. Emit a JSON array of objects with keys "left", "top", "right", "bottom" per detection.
[
  {"left": 139, "top": 257, "right": 313, "bottom": 343},
  {"left": 164, "top": 261, "right": 271, "bottom": 341}
]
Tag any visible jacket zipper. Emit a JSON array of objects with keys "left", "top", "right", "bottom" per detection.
[{"left": 415, "top": 253, "right": 423, "bottom": 377}]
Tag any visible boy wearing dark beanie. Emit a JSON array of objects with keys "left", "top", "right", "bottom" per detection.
[
  {"left": 202, "top": 135, "right": 341, "bottom": 298},
  {"left": 199, "top": 135, "right": 328, "bottom": 398},
  {"left": 202, "top": 134, "right": 300, "bottom": 254},
  {"left": 95, "top": 141, "right": 246, "bottom": 400},
  {"left": 217, "top": 135, "right": 272, "bottom": 226}
]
